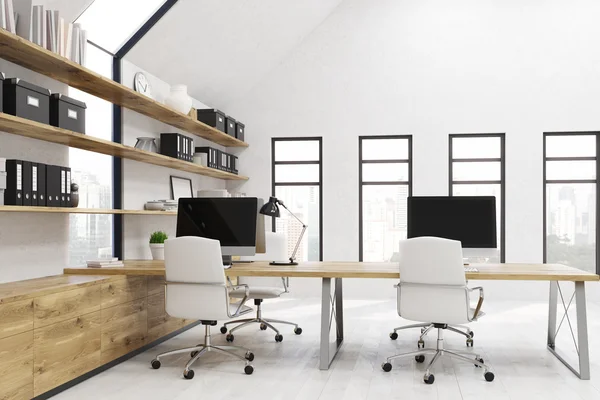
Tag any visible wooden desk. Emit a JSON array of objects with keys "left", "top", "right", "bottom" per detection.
[{"left": 64, "top": 260, "right": 599, "bottom": 379}]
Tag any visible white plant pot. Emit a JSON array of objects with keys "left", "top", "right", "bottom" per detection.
[
  {"left": 165, "top": 84, "right": 192, "bottom": 114},
  {"left": 149, "top": 243, "right": 165, "bottom": 260}
]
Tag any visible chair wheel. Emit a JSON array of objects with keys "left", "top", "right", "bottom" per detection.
[
  {"left": 469, "top": 330, "right": 474, "bottom": 338},
  {"left": 151, "top": 359, "right": 161, "bottom": 369},
  {"left": 183, "top": 369, "right": 195, "bottom": 380},
  {"left": 424, "top": 374, "right": 435, "bottom": 384},
  {"left": 226, "top": 334, "right": 234, "bottom": 342},
  {"left": 245, "top": 351, "right": 255, "bottom": 361},
  {"left": 484, "top": 371, "right": 495, "bottom": 382},
  {"left": 294, "top": 327, "right": 302, "bottom": 335},
  {"left": 260, "top": 323, "right": 267, "bottom": 330},
  {"left": 190, "top": 351, "right": 199, "bottom": 358},
  {"left": 417, "top": 339, "right": 425, "bottom": 349},
  {"left": 415, "top": 355, "right": 425, "bottom": 363},
  {"left": 475, "top": 357, "right": 484, "bottom": 367},
  {"left": 389, "top": 332, "right": 398, "bottom": 340},
  {"left": 466, "top": 338, "right": 474, "bottom": 347},
  {"left": 245, "top": 365, "right": 254, "bottom": 375},
  {"left": 382, "top": 362, "right": 392, "bottom": 372},
  {"left": 220, "top": 326, "right": 227, "bottom": 334},
  {"left": 275, "top": 334, "right": 283, "bottom": 342}
]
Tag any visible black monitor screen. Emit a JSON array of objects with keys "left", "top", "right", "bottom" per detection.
[
  {"left": 407, "top": 196, "right": 497, "bottom": 248},
  {"left": 176, "top": 197, "right": 258, "bottom": 247}
]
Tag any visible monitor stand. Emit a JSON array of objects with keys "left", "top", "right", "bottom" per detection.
[
  {"left": 462, "top": 248, "right": 498, "bottom": 263},
  {"left": 222, "top": 255, "right": 232, "bottom": 268}
]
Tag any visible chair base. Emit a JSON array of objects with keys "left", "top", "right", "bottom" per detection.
[
  {"left": 221, "top": 300, "right": 301, "bottom": 341},
  {"left": 390, "top": 323, "right": 474, "bottom": 346},
  {"left": 382, "top": 327, "right": 494, "bottom": 384},
  {"left": 151, "top": 324, "right": 254, "bottom": 378}
]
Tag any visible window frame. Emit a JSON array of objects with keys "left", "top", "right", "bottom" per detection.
[
  {"left": 271, "top": 137, "right": 323, "bottom": 261},
  {"left": 449, "top": 133, "right": 506, "bottom": 262},
  {"left": 358, "top": 135, "right": 413, "bottom": 262},
  {"left": 543, "top": 131, "right": 600, "bottom": 274}
]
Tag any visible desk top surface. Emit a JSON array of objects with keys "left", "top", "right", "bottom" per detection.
[{"left": 63, "top": 260, "right": 600, "bottom": 282}]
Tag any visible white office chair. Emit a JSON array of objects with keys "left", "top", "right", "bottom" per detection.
[
  {"left": 150, "top": 236, "right": 256, "bottom": 379},
  {"left": 221, "top": 232, "right": 302, "bottom": 342},
  {"left": 381, "top": 237, "right": 494, "bottom": 384}
]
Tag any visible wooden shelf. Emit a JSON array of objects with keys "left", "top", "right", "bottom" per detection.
[
  {"left": 0, "top": 206, "right": 177, "bottom": 215},
  {"left": 0, "top": 113, "right": 248, "bottom": 180},
  {"left": 0, "top": 29, "right": 248, "bottom": 148}
]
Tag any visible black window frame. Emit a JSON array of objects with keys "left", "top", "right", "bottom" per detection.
[
  {"left": 449, "top": 133, "right": 506, "bottom": 262},
  {"left": 271, "top": 137, "right": 323, "bottom": 261},
  {"left": 543, "top": 131, "right": 600, "bottom": 274},
  {"left": 358, "top": 135, "right": 413, "bottom": 262}
]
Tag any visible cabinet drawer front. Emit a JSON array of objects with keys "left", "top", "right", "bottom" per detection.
[
  {"left": 147, "top": 276, "right": 165, "bottom": 297},
  {"left": 0, "top": 299, "right": 34, "bottom": 340},
  {"left": 34, "top": 285, "right": 102, "bottom": 328},
  {"left": 33, "top": 312, "right": 101, "bottom": 396},
  {"left": 101, "top": 277, "right": 147, "bottom": 308},
  {"left": 147, "top": 292, "right": 187, "bottom": 342},
  {"left": 0, "top": 331, "right": 33, "bottom": 400},
  {"left": 101, "top": 299, "right": 148, "bottom": 363}
]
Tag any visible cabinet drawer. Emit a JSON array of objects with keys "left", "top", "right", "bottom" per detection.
[
  {"left": 101, "top": 299, "right": 147, "bottom": 363},
  {"left": 34, "top": 285, "right": 101, "bottom": 329},
  {"left": 101, "top": 277, "right": 147, "bottom": 308},
  {"left": 147, "top": 292, "right": 187, "bottom": 342},
  {"left": 0, "top": 331, "right": 33, "bottom": 400},
  {"left": 0, "top": 299, "right": 34, "bottom": 340}
]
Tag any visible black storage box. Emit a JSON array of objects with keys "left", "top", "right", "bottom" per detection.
[
  {"left": 196, "top": 109, "right": 226, "bottom": 132},
  {"left": 225, "top": 116, "right": 236, "bottom": 137},
  {"left": 3, "top": 78, "right": 51, "bottom": 124},
  {"left": 235, "top": 121, "right": 245, "bottom": 141},
  {"left": 160, "top": 133, "right": 182, "bottom": 160},
  {"left": 50, "top": 93, "right": 87, "bottom": 134},
  {"left": 0, "top": 72, "right": 4, "bottom": 112}
]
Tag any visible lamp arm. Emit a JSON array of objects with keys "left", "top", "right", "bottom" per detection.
[
  {"left": 289, "top": 224, "right": 307, "bottom": 263},
  {"left": 279, "top": 203, "right": 305, "bottom": 226}
]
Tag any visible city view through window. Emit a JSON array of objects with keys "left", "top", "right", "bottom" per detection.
[{"left": 545, "top": 134, "right": 597, "bottom": 273}]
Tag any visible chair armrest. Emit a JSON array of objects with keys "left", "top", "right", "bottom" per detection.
[
  {"left": 282, "top": 277, "right": 289, "bottom": 293},
  {"left": 467, "top": 286, "right": 484, "bottom": 321},
  {"left": 227, "top": 284, "right": 250, "bottom": 317}
]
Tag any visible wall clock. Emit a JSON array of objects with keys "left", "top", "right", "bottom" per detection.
[{"left": 134, "top": 72, "right": 152, "bottom": 98}]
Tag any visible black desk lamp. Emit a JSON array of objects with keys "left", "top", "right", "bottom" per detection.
[{"left": 260, "top": 196, "right": 307, "bottom": 266}]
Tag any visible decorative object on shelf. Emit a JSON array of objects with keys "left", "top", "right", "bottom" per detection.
[
  {"left": 230, "top": 191, "right": 246, "bottom": 198},
  {"left": 71, "top": 182, "right": 79, "bottom": 207},
  {"left": 144, "top": 200, "right": 177, "bottom": 211},
  {"left": 160, "top": 133, "right": 194, "bottom": 161},
  {"left": 170, "top": 176, "right": 193, "bottom": 201},
  {"left": 260, "top": 196, "right": 307, "bottom": 265},
  {"left": 149, "top": 231, "right": 168, "bottom": 260},
  {"left": 133, "top": 72, "right": 152, "bottom": 98},
  {"left": 49, "top": 93, "right": 87, "bottom": 134},
  {"left": 196, "top": 189, "right": 230, "bottom": 198},
  {"left": 3, "top": 78, "right": 51, "bottom": 124},
  {"left": 196, "top": 109, "right": 226, "bottom": 132},
  {"left": 193, "top": 151, "right": 207, "bottom": 166},
  {"left": 134, "top": 137, "right": 158, "bottom": 153},
  {"left": 165, "top": 84, "right": 192, "bottom": 115},
  {"left": 187, "top": 107, "right": 197, "bottom": 118}
]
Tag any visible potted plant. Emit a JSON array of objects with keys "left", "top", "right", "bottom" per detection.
[{"left": 149, "top": 231, "right": 168, "bottom": 260}]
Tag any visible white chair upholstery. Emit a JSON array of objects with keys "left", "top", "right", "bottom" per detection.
[
  {"left": 382, "top": 237, "right": 494, "bottom": 384},
  {"left": 151, "top": 236, "right": 255, "bottom": 379},
  {"left": 222, "top": 232, "right": 302, "bottom": 342}
]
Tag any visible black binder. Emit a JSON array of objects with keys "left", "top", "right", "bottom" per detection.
[
  {"left": 60, "top": 167, "right": 66, "bottom": 207},
  {"left": 31, "top": 162, "right": 38, "bottom": 206},
  {"left": 46, "top": 165, "right": 61, "bottom": 207},
  {"left": 5, "top": 159, "right": 23, "bottom": 206},
  {"left": 37, "top": 163, "right": 46, "bottom": 207},
  {"left": 22, "top": 161, "right": 32, "bottom": 206},
  {"left": 65, "top": 167, "right": 72, "bottom": 207}
]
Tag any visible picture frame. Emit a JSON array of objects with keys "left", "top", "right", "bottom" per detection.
[{"left": 170, "top": 176, "right": 193, "bottom": 201}]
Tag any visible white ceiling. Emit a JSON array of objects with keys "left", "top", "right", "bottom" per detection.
[{"left": 126, "top": 0, "right": 343, "bottom": 109}]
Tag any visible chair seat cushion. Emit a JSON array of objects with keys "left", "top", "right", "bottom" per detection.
[{"left": 229, "top": 286, "right": 285, "bottom": 299}]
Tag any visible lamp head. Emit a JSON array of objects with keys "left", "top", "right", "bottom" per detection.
[{"left": 260, "top": 196, "right": 281, "bottom": 217}]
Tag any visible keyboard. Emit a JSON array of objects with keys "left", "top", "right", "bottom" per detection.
[{"left": 464, "top": 267, "right": 478, "bottom": 273}]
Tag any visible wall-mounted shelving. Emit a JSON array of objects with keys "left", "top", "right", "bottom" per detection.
[
  {"left": 0, "top": 113, "right": 248, "bottom": 180},
  {"left": 0, "top": 29, "right": 248, "bottom": 148},
  {"left": 0, "top": 206, "right": 177, "bottom": 215}
]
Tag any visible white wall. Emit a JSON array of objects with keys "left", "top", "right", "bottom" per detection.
[{"left": 225, "top": 0, "right": 600, "bottom": 300}]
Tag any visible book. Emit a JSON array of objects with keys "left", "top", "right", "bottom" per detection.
[
  {"left": 40, "top": 4, "right": 45, "bottom": 48},
  {"left": 57, "top": 16, "right": 64, "bottom": 56},
  {"left": 87, "top": 262, "right": 125, "bottom": 268},
  {"left": 31, "top": 5, "right": 38, "bottom": 45},
  {"left": 80, "top": 29, "right": 87, "bottom": 66},
  {"left": 65, "top": 22, "right": 72, "bottom": 60},
  {"left": 5, "top": 0, "right": 15, "bottom": 33},
  {"left": 0, "top": 0, "right": 6, "bottom": 31},
  {"left": 12, "top": 0, "right": 32, "bottom": 39},
  {"left": 70, "top": 23, "right": 80, "bottom": 62}
]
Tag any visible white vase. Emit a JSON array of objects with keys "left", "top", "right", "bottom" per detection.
[
  {"left": 149, "top": 243, "right": 165, "bottom": 260},
  {"left": 165, "top": 84, "right": 192, "bottom": 114}
]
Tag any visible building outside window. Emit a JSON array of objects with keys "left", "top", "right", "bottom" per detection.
[
  {"left": 359, "top": 135, "right": 412, "bottom": 262},
  {"left": 272, "top": 138, "right": 323, "bottom": 261}
]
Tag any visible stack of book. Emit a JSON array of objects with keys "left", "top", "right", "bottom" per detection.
[{"left": 86, "top": 258, "right": 124, "bottom": 268}]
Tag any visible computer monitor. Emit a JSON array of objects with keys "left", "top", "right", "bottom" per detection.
[
  {"left": 407, "top": 196, "right": 497, "bottom": 250},
  {"left": 176, "top": 197, "right": 258, "bottom": 256}
]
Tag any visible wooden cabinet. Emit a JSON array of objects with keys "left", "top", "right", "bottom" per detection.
[
  {"left": 101, "top": 299, "right": 147, "bottom": 363},
  {"left": 0, "top": 299, "right": 34, "bottom": 340},
  {"left": 0, "top": 331, "right": 33, "bottom": 400},
  {"left": 101, "top": 276, "right": 147, "bottom": 308},
  {"left": 34, "top": 285, "right": 102, "bottom": 328}
]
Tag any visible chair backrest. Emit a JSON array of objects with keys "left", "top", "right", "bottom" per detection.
[
  {"left": 239, "top": 231, "right": 287, "bottom": 288},
  {"left": 164, "top": 236, "right": 230, "bottom": 321},
  {"left": 397, "top": 236, "right": 470, "bottom": 324}
]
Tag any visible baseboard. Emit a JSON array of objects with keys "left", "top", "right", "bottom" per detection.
[{"left": 33, "top": 320, "right": 202, "bottom": 400}]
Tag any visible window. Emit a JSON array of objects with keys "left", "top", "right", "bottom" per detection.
[
  {"left": 359, "top": 136, "right": 412, "bottom": 262},
  {"left": 544, "top": 133, "right": 598, "bottom": 273},
  {"left": 272, "top": 138, "right": 322, "bottom": 261},
  {"left": 68, "top": 43, "right": 113, "bottom": 266},
  {"left": 449, "top": 134, "right": 505, "bottom": 262},
  {"left": 75, "top": 0, "right": 167, "bottom": 53}
]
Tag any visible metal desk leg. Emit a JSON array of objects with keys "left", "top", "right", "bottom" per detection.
[
  {"left": 547, "top": 281, "right": 591, "bottom": 380},
  {"left": 319, "top": 277, "right": 344, "bottom": 370}
]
